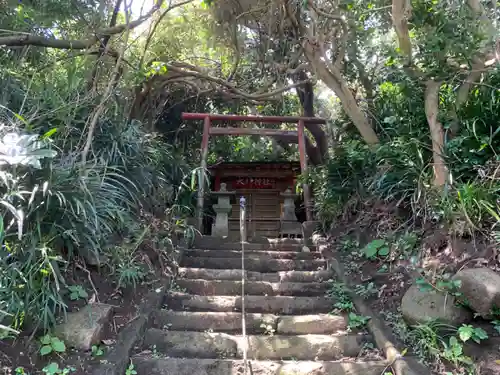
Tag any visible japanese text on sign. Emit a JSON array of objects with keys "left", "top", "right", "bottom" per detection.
[{"left": 232, "top": 177, "right": 276, "bottom": 189}]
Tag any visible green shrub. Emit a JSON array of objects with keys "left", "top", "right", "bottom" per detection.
[{"left": 307, "top": 140, "right": 372, "bottom": 227}]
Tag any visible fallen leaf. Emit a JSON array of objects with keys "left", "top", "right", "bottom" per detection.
[{"left": 378, "top": 284, "right": 387, "bottom": 298}]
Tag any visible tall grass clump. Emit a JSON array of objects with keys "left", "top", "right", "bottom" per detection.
[{"left": 307, "top": 140, "right": 373, "bottom": 228}]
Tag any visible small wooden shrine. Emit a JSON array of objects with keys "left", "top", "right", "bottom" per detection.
[
  {"left": 208, "top": 161, "right": 303, "bottom": 240},
  {"left": 181, "top": 112, "right": 326, "bottom": 237}
]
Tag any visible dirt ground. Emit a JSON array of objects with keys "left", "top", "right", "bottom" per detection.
[{"left": 328, "top": 204, "right": 500, "bottom": 375}]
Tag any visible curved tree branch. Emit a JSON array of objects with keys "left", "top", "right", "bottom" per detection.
[
  {"left": 448, "top": 58, "right": 485, "bottom": 135},
  {"left": 0, "top": 0, "right": 192, "bottom": 49},
  {"left": 164, "top": 64, "right": 311, "bottom": 100}
]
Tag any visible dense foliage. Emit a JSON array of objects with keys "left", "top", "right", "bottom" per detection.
[{"left": 311, "top": 67, "right": 500, "bottom": 236}]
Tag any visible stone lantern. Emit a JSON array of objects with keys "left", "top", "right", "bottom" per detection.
[
  {"left": 280, "top": 188, "right": 301, "bottom": 238},
  {"left": 211, "top": 183, "right": 235, "bottom": 237}
]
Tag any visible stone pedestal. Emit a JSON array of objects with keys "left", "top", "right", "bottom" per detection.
[
  {"left": 211, "top": 183, "right": 235, "bottom": 238},
  {"left": 280, "top": 188, "right": 302, "bottom": 238},
  {"left": 281, "top": 188, "right": 298, "bottom": 221},
  {"left": 302, "top": 221, "right": 320, "bottom": 246}
]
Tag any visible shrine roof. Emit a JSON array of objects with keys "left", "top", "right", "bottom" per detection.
[{"left": 208, "top": 161, "right": 300, "bottom": 171}]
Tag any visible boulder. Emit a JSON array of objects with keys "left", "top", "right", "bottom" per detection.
[
  {"left": 401, "top": 284, "right": 472, "bottom": 326},
  {"left": 55, "top": 303, "right": 113, "bottom": 350},
  {"left": 77, "top": 248, "right": 104, "bottom": 267},
  {"left": 453, "top": 267, "right": 500, "bottom": 318}
]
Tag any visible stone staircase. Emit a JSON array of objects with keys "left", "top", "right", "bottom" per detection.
[{"left": 131, "top": 240, "right": 387, "bottom": 375}]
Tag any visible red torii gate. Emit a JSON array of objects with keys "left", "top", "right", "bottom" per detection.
[{"left": 181, "top": 113, "right": 326, "bottom": 230}]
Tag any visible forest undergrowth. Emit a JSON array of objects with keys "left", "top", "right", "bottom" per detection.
[{"left": 309, "top": 71, "right": 500, "bottom": 375}]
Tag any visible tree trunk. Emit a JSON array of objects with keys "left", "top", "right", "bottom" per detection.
[
  {"left": 294, "top": 75, "right": 328, "bottom": 164},
  {"left": 304, "top": 43, "right": 379, "bottom": 145},
  {"left": 274, "top": 132, "right": 323, "bottom": 165},
  {"left": 271, "top": 72, "right": 327, "bottom": 166},
  {"left": 424, "top": 80, "right": 449, "bottom": 187},
  {"left": 392, "top": 0, "right": 413, "bottom": 64}
]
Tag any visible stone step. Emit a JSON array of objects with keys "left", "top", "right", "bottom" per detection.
[
  {"left": 184, "top": 249, "right": 321, "bottom": 260},
  {"left": 175, "top": 279, "right": 329, "bottom": 297},
  {"left": 180, "top": 257, "right": 326, "bottom": 272},
  {"left": 132, "top": 356, "right": 387, "bottom": 375},
  {"left": 152, "top": 311, "right": 347, "bottom": 334},
  {"left": 214, "top": 243, "right": 309, "bottom": 251},
  {"left": 193, "top": 238, "right": 308, "bottom": 251},
  {"left": 143, "top": 329, "right": 367, "bottom": 360},
  {"left": 266, "top": 238, "right": 303, "bottom": 244},
  {"left": 178, "top": 268, "right": 333, "bottom": 283},
  {"left": 165, "top": 293, "right": 332, "bottom": 314}
]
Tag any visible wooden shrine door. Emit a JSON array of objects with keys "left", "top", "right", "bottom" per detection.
[
  {"left": 251, "top": 190, "right": 281, "bottom": 238},
  {"left": 228, "top": 190, "right": 281, "bottom": 240}
]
